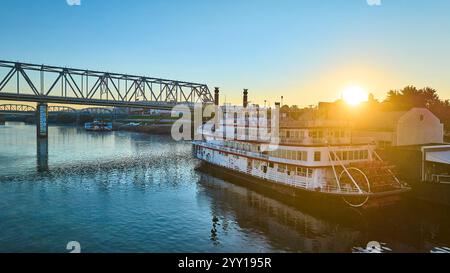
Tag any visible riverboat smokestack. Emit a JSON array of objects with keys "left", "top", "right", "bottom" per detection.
[
  {"left": 214, "top": 87, "right": 220, "bottom": 106},
  {"left": 243, "top": 89, "right": 248, "bottom": 108}
]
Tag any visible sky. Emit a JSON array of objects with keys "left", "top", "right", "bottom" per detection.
[{"left": 0, "top": 0, "right": 449, "bottom": 107}]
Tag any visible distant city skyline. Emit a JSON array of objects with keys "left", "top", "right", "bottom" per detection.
[{"left": 1, "top": 0, "right": 449, "bottom": 106}]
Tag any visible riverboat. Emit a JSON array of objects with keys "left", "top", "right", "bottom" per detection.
[{"left": 193, "top": 91, "right": 410, "bottom": 208}]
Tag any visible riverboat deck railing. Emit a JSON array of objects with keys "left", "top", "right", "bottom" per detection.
[
  {"left": 279, "top": 136, "right": 375, "bottom": 146},
  {"left": 279, "top": 120, "right": 353, "bottom": 128},
  {"left": 430, "top": 174, "right": 450, "bottom": 184}
]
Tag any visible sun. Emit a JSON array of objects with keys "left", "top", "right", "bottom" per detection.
[{"left": 341, "top": 85, "right": 369, "bottom": 106}]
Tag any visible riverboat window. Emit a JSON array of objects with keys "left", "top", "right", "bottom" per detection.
[
  {"left": 314, "top": 151, "right": 321, "bottom": 162},
  {"left": 289, "top": 150, "right": 295, "bottom": 160},
  {"left": 349, "top": 151, "right": 354, "bottom": 160},
  {"left": 358, "top": 150, "right": 364, "bottom": 159},
  {"left": 270, "top": 149, "right": 309, "bottom": 161},
  {"left": 288, "top": 166, "right": 296, "bottom": 175},
  {"left": 362, "top": 150, "right": 369, "bottom": 159},
  {"left": 318, "top": 130, "right": 323, "bottom": 138},
  {"left": 329, "top": 150, "right": 370, "bottom": 161},
  {"left": 343, "top": 151, "right": 348, "bottom": 160},
  {"left": 307, "top": 169, "right": 313, "bottom": 178},
  {"left": 270, "top": 150, "right": 276, "bottom": 157},
  {"left": 269, "top": 162, "right": 274, "bottom": 168},
  {"left": 278, "top": 164, "right": 286, "bottom": 173},
  {"left": 303, "top": 151, "right": 308, "bottom": 161},
  {"left": 378, "top": 141, "right": 392, "bottom": 148}
]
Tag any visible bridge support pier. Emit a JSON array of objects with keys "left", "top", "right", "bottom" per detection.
[
  {"left": 36, "top": 103, "right": 48, "bottom": 138},
  {"left": 37, "top": 137, "right": 48, "bottom": 172}
]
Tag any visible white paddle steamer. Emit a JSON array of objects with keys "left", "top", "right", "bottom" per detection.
[{"left": 193, "top": 90, "right": 410, "bottom": 208}]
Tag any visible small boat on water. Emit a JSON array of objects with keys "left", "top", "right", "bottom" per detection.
[
  {"left": 193, "top": 91, "right": 411, "bottom": 209},
  {"left": 84, "top": 120, "right": 113, "bottom": 132}
]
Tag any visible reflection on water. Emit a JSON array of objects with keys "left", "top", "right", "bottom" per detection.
[
  {"left": 37, "top": 138, "right": 48, "bottom": 172},
  {"left": 352, "top": 242, "right": 392, "bottom": 253},
  {"left": 430, "top": 247, "right": 450, "bottom": 253},
  {"left": 0, "top": 123, "right": 449, "bottom": 253}
]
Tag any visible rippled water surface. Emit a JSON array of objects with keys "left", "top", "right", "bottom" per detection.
[{"left": 0, "top": 123, "right": 449, "bottom": 253}]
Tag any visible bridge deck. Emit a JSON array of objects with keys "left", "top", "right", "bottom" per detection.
[{"left": 0, "top": 93, "right": 182, "bottom": 110}]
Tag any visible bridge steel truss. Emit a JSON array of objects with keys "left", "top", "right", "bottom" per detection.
[
  {"left": 48, "top": 106, "right": 77, "bottom": 113},
  {"left": 0, "top": 60, "right": 214, "bottom": 109},
  {"left": 0, "top": 104, "right": 120, "bottom": 115},
  {"left": 0, "top": 104, "right": 36, "bottom": 112},
  {"left": 79, "top": 107, "right": 113, "bottom": 115}
]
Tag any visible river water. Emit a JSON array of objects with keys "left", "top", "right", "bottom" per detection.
[{"left": 0, "top": 122, "right": 449, "bottom": 253}]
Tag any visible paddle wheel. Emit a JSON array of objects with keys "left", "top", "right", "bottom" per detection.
[{"left": 328, "top": 147, "right": 403, "bottom": 208}]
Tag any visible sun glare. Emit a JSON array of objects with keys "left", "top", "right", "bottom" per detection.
[{"left": 342, "top": 86, "right": 369, "bottom": 106}]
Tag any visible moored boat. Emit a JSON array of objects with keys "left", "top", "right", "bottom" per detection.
[
  {"left": 193, "top": 90, "right": 410, "bottom": 209},
  {"left": 84, "top": 119, "right": 113, "bottom": 132}
]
